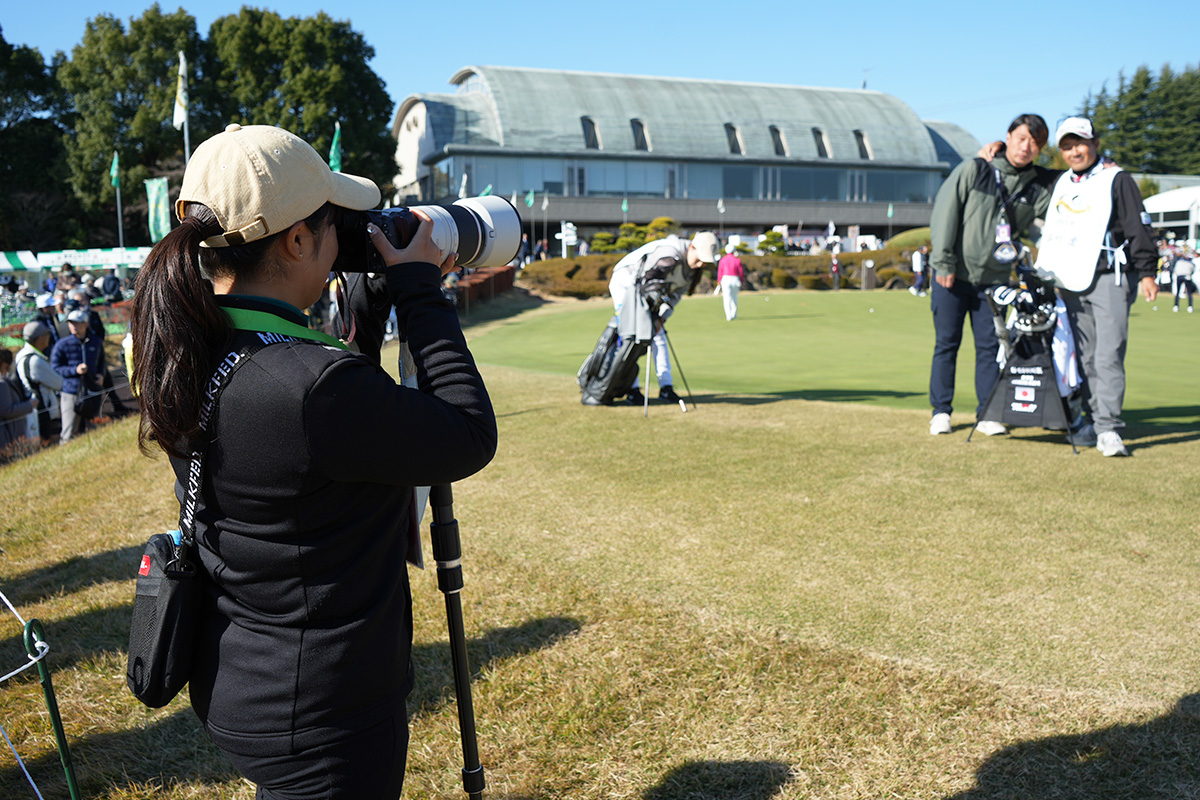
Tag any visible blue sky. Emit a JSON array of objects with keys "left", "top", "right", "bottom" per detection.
[{"left": 4, "top": 0, "right": 1197, "bottom": 147}]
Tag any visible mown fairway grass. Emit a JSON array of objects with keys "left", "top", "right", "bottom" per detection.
[{"left": 2, "top": 286, "right": 1199, "bottom": 799}]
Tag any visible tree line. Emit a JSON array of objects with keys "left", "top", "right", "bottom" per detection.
[{"left": 0, "top": 4, "right": 394, "bottom": 251}]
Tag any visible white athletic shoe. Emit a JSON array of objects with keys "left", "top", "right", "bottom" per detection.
[
  {"left": 929, "top": 412, "right": 951, "bottom": 435},
  {"left": 1097, "top": 431, "right": 1129, "bottom": 457},
  {"left": 1067, "top": 423, "right": 1098, "bottom": 447},
  {"left": 909, "top": 286, "right": 919, "bottom": 296},
  {"left": 975, "top": 420, "right": 1007, "bottom": 436}
]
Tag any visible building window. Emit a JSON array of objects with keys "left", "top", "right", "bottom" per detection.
[
  {"left": 581, "top": 116, "right": 601, "bottom": 150},
  {"left": 854, "top": 129, "right": 873, "bottom": 160},
  {"left": 812, "top": 127, "right": 830, "bottom": 158},
  {"left": 769, "top": 125, "right": 788, "bottom": 157},
  {"left": 631, "top": 119, "right": 650, "bottom": 151},
  {"left": 725, "top": 123, "right": 743, "bottom": 155}
]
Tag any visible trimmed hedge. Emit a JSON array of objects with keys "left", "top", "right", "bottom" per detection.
[{"left": 518, "top": 246, "right": 924, "bottom": 297}]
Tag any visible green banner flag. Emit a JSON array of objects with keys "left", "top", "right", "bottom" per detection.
[
  {"left": 524, "top": 190, "right": 535, "bottom": 208},
  {"left": 329, "top": 122, "right": 342, "bottom": 172},
  {"left": 145, "top": 177, "right": 171, "bottom": 243},
  {"left": 480, "top": 184, "right": 492, "bottom": 196},
  {"left": 110, "top": 151, "right": 119, "bottom": 187},
  {"left": 622, "top": 198, "right": 628, "bottom": 213}
]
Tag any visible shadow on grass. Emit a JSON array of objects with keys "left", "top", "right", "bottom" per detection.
[
  {"left": 409, "top": 615, "right": 582, "bottom": 713},
  {"left": 1, "top": 615, "right": 580, "bottom": 799},
  {"left": 0, "top": 705, "right": 235, "bottom": 800},
  {"left": 643, "top": 760, "right": 792, "bottom": 800},
  {"left": 682, "top": 389, "right": 921, "bottom": 406},
  {"left": 947, "top": 693, "right": 1200, "bottom": 800},
  {"left": 0, "top": 543, "right": 144, "bottom": 607}
]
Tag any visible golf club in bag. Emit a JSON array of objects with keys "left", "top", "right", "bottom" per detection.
[
  {"left": 968, "top": 257, "right": 1076, "bottom": 449},
  {"left": 429, "top": 483, "right": 485, "bottom": 799}
]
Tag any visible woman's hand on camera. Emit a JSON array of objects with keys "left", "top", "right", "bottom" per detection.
[{"left": 368, "top": 210, "right": 457, "bottom": 275}]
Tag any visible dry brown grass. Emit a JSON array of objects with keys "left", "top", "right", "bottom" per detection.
[{"left": 2, "top": 356, "right": 1199, "bottom": 799}]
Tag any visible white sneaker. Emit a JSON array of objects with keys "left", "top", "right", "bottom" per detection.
[
  {"left": 919, "top": 291, "right": 927, "bottom": 297},
  {"left": 929, "top": 412, "right": 951, "bottom": 435},
  {"left": 1067, "top": 423, "right": 1097, "bottom": 447},
  {"left": 1097, "top": 431, "right": 1129, "bottom": 457},
  {"left": 909, "top": 286, "right": 919, "bottom": 296},
  {"left": 975, "top": 420, "right": 1007, "bottom": 436}
]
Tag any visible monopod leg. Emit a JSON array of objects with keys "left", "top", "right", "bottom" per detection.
[
  {"left": 662, "top": 329, "right": 690, "bottom": 412},
  {"left": 429, "top": 484, "right": 485, "bottom": 800},
  {"left": 643, "top": 353, "right": 651, "bottom": 418}
]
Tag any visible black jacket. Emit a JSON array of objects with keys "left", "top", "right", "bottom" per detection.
[{"left": 178, "top": 263, "right": 496, "bottom": 758}]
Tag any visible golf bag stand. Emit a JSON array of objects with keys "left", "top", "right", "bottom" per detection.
[
  {"left": 967, "top": 267, "right": 1075, "bottom": 450},
  {"left": 429, "top": 484, "right": 486, "bottom": 799}
]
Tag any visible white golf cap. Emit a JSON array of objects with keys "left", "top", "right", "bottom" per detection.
[
  {"left": 691, "top": 231, "right": 720, "bottom": 264},
  {"left": 1055, "top": 116, "right": 1096, "bottom": 145},
  {"left": 178, "top": 124, "right": 380, "bottom": 248}
]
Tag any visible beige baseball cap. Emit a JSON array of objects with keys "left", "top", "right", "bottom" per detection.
[
  {"left": 178, "top": 124, "right": 381, "bottom": 247},
  {"left": 691, "top": 231, "right": 720, "bottom": 264}
]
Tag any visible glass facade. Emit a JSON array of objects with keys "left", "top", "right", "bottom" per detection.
[{"left": 434, "top": 154, "right": 938, "bottom": 204}]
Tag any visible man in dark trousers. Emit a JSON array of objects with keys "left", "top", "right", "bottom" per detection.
[
  {"left": 927, "top": 113, "right": 1058, "bottom": 437},
  {"left": 51, "top": 309, "right": 105, "bottom": 443}
]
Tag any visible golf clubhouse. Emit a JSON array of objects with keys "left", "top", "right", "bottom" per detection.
[{"left": 389, "top": 66, "right": 982, "bottom": 241}]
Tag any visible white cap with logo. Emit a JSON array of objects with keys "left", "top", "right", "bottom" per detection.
[{"left": 1055, "top": 117, "right": 1096, "bottom": 145}]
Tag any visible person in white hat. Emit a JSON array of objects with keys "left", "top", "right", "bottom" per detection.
[
  {"left": 603, "top": 231, "right": 719, "bottom": 404},
  {"left": 1032, "top": 116, "right": 1158, "bottom": 457},
  {"left": 128, "top": 124, "right": 497, "bottom": 798}
]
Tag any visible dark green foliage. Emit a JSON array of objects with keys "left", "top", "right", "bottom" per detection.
[
  {"left": 45, "top": 5, "right": 394, "bottom": 248},
  {"left": 1083, "top": 63, "right": 1200, "bottom": 175},
  {"left": 0, "top": 27, "right": 81, "bottom": 249},
  {"left": 203, "top": 9, "right": 395, "bottom": 193}
]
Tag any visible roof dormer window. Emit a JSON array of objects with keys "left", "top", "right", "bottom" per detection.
[
  {"left": 631, "top": 119, "right": 650, "bottom": 151},
  {"left": 582, "top": 116, "right": 601, "bottom": 149},
  {"left": 725, "top": 123, "right": 743, "bottom": 155}
]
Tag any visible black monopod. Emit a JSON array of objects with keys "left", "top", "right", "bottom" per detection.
[{"left": 429, "top": 483, "right": 486, "bottom": 800}]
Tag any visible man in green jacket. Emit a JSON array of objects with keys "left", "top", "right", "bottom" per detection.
[{"left": 927, "top": 113, "right": 1058, "bottom": 436}]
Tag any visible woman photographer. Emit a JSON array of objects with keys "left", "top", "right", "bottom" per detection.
[{"left": 130, "top": 124, "right": 496, "bottom": 800}]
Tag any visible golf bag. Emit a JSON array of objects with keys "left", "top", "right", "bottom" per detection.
[
  {"left": 977, "top": 267, "right": 1073, "bottom": 432},
  {"left": 578, "top": 315, "right": 648, "bottom": 405}
]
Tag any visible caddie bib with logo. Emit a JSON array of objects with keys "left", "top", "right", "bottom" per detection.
[{"left": 1034, "top": 165, "right": 1122, "bottom": 292}]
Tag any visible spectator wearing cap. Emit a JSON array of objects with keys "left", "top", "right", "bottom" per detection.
[
  {"left": 0, "top": 348, "right": 34, "bottom": 451},
  {"left": 33, "top": 293, "right": 62, "bottom": 348},
  {"left": 50, "top": 308, "right": 105, "bottom": 443},
  {"left": 15, "top": 321, "right": 63, "bottom": 442},
  {"left": 1031, "top": 116, "right": 1158, "bottom": 457}
]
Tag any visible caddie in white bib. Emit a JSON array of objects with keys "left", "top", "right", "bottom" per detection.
[{"left": 1034, "top": 163, "right": 1123, "bottom": 291}]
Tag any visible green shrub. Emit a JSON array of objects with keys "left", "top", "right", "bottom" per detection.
[
  {"left": 518, "top": 256, "right": 614, "bottom": 299},
  {"left": 875, "top": 267, "right": 911, "bottom": 286},
  {"left": 771, "top": 268, "right": 796, "bottom": 289},
  {"left": 590, "top": 231, "right": 617, "bottom": 253},
  {"left": 797, "top": 275, "right": 824, "bottom": 290}
]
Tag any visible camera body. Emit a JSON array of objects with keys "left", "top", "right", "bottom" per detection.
[{"left": 333, "top": 196, "right": 522, "bottom": 273}]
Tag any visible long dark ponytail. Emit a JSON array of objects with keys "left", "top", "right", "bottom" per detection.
[
  {"left": 131, "top": 201, "right": 338, "bottom": 458},
  {"left": 130, "top": 206, "right": 232, "bottom": 458}
]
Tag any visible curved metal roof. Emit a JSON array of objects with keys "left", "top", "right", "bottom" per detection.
[{"left": 395, "top": 65, "right": 978, "bottom": 167}]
